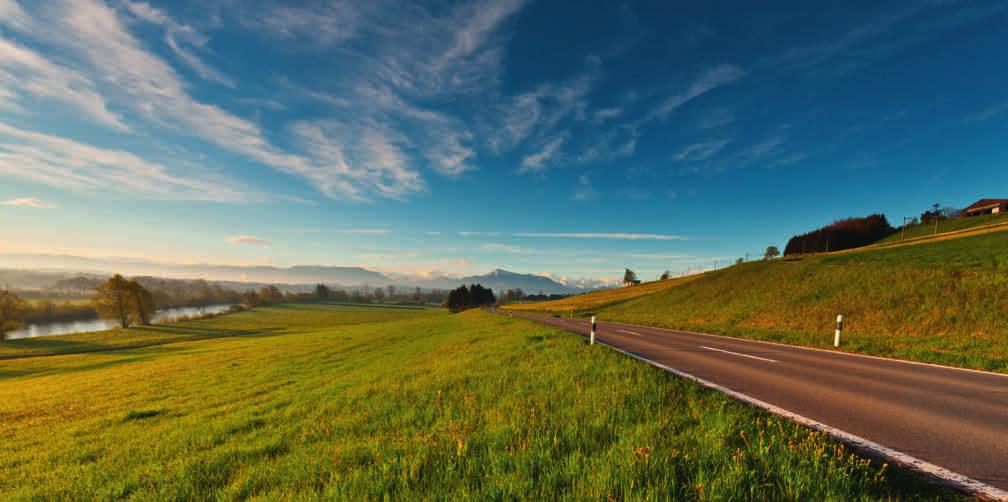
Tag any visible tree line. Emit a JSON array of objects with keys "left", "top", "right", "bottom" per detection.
[
  {"left": 784, "top": 214, "right": 895, "bottom": 256},
  {"left": 446, "top": 284, "right": 496, "bottom": 313}
]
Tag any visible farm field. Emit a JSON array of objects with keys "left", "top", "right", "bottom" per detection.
[
  {"left": 0, "top": 304, "right": 953, "bottom": 500},
  {"left": 508, "top": 230, "right": 1008, "bottom": 373}
]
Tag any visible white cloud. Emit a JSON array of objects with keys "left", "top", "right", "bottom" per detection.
[
  {"left": 592, "top": 107, "right": 623, "bottom": 124},
  {"left": 482, "top": 243, "right": 536, "bottom": 254},
  {"left": 1, "top": 197, "right": 56, "bottom": 208},
  {"left": 675, "top": 139, "right": 730, "bottom": 161},
  {"left": 650, "top": 64, "right": 746, "bottom": 120},
  {"left": 0, "top": 122, "right": 253, "bottom": 202},
  {"left": 513, "top": 232, "right": 687, "bottom": 241},
  {"left": 458, "top": 231, "right": 501, "bottom": 237},
  {"left": 229, "top": 235, "right": 271, "bottom": 245},
  {"left": 518, "top": 135, "right": 567, "bottom": 173},
  {"left": 240, "top": 2, "right": 361, "bottom": 47},
  {"left": 124, "top": 1, "right": 236, "bottom": 87},
  {"left": 0, "top": 0, "right": 431, "bottom": 201},
  {"left": 697, "top": 107, "right": 735, "bottom": 129},
  {"left": 0, "top": 37, "right": 128, "bottom": 130},
  {"left": 355, "top": 251, "right": 421, "bottom": 261}
]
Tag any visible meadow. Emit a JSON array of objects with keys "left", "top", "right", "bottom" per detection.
[
  {"left": 873, "top": 212, "right": 1008, "bottom": 245},
  {"left": 0, "top": 304, "right": 954, "bottom": 500},
  {"left": 515, "top": 230, "right": 1008, "bottom": 373}
]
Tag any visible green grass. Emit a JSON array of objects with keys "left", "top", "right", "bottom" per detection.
[
  {"left": 874, "top": 212, "right": 1008, "bottom": 245},
  {"left": 584, "top": 230, "right": 1008, "bottom": 372},
  {"left": 0, "top": 303, "right": 437, "bottom": 359},
  {"left": 506, "top": 275, "right": 702, "bottom": 314},
  {"left": 0, "top": 304, "right": 954, "bottom": 499}
]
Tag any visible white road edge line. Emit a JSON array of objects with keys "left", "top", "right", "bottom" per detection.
[
  {"left": 618, "top": 329, "right": 642, "bottom": 336},
  {"left": 700, "top": 345, "right": 778, "bottom": 363},
  {"left": 593, "top": 338, "right": 1008, "bottom": 501}
]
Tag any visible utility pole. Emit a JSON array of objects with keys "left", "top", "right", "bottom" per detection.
[{"left": 901, "top": 216, "right": 912, "bottom": 242}]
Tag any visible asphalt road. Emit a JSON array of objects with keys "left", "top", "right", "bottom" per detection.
[{"left": 511, "top": 312, "right": 1008, "bottom": 495}]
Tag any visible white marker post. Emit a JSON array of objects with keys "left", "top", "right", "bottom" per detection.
[
  {"left": 834, "top": 314, "right": 843, "bottom": 347},
  {"left": 590, "top": 316, "right": 596, "bottom": 345}
]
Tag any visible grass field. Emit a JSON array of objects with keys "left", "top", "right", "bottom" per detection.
[
  {"left": 508, "top": 230, "right": 1008, "bottom": 373},
  {"left": 874, "top": 212, "right": 1008, "bottom": 245},
  {"left": 0, "top": 304, "right": 953, "bottom": 499},
  {"left": 506, "top": 274, "right": 702, "bottom": 314},
  {"left": 0, "top": 304, "right": 436, "bottom": 359}
]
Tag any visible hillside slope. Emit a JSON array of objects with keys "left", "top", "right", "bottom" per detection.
[
  {"left": 515, "top": 230, "right": 1008, "bottom": 372},
  {"left": 506, "top": 274, "right": 701, "bottom": 314}
]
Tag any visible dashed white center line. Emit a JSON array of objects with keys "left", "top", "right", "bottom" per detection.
[
  {"left": 617, "top": 329, "right": 643, "bottom": 336},
  {"left": 700, "top": 345, "right": 778, "bottom": 363}
]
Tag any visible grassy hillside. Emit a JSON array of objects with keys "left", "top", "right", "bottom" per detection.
[
  {"left": 0, "top": 305, "right": 951, "bottom": 499},
  {"left": 589, "top": 230, "right": 1008, "bottom": 372},
  {"left": 874, "top": 212, "right": 1008, "bottom": 245},
  {"left": 506, "top": 274, "right": 702, "bottom": 314}
]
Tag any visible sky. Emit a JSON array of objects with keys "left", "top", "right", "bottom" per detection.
[{"left": 0, "top": 0, "right": 1006, "bottom": 286}]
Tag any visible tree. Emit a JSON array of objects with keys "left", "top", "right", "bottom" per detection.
[
  {"left": 259, "top": 285, "right": 284, "bottom": 305},
  {"left": 659, "top": 270, "right": 670, "bottom": 280},
  {"left": 413, "top": 286, "right": 422, "bottom": 301},
  {"left": 127, "top": 280, "right": 155, "bottom": 325},
  {"left": 623, "top": 269, "right": 638, "bottom": 284},
  {"left": 0, "top": 289, "right": 28, "bottom": 340},
  {"left": 763, "top": 246, "right": 780, "bottom": 260},
  {"left": 315, "top": 283, "right": 331, "bottom": 301},
  {"left": 386, "top": 285, "right": 396, "bottom": 299},
  {"left": 372, "top": 287, "right": 385, "bottom": 301},
  {"left": 736, "top": 257, "right": 744, "bottom": 265},
  {"left": 243, "top": 289, "right": 260, "bottom": 309},
  {"left": 93, "top": 274, "right": 134, "bottom": 328}
]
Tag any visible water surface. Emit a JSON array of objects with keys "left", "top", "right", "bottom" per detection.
[{"left": 6, "top": 304, "right": 232, "bottom": 340}]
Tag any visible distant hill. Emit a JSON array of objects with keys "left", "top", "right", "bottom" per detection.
[
  {"left": 0, "top": 254, "right": 590, "bottom": 295},
  {"left": 446, "top": 269, "right": 575, "bottom": 295}
]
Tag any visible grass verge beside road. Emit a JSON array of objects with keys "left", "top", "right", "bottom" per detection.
[
  {"left": 0, "top": 305, "right": 954, "bottom": 499},
  {"left": 508, "top": 231, "right": 1008, "bottom": 373}
]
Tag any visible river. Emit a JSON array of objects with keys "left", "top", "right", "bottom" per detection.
[{"left": 5, "top": 304, "right": 233, "bottom": 340}]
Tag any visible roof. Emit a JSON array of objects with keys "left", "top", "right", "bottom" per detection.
[{"left": 963, "top": 199, "right": 1008, "bottom": 211}]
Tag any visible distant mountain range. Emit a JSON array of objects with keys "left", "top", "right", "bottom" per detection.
[{"left": 0, "top": 254, "right": 593, "bottom": 295}]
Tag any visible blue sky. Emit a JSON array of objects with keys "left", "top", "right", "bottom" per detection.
[{"left": 1, "top": 0, "right": 1006, "bottom": 285}]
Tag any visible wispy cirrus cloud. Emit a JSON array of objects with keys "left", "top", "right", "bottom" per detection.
[
  {"left": 0, "top": 122, "right": 255, "bottom": 202},
  {"left": 0, "top": 37, "right": 128, "bottom": 130},
  {"left": 675, "top": 139, "right": 730, "bottom": 162},
  {"left": 0, "top": 0, "right": 434, "bottom": 201},
  {"left": 481, "top": 243, "right": 537, "bottom": 254},
  {"left": 513, "top": 232, "right": 687, "bottom": 241},
  {"left": 518, "top": 135, "right": 568, "bottom": 173},
  {"left": 123, "top": 1, "right": 235, "bottom": 88},
  {"left": 649, "top": 64, "right": 746, "bottom": 121},
  {"left": 1, "top": 197, "right": 56, "bottom": 208},
  {"left": 228, "top": 235, "right": 271, "bottom": 246}
]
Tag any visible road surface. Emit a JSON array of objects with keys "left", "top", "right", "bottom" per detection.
[{"left": 511, "top": 313, "right": 1008, "bottom": 497}]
